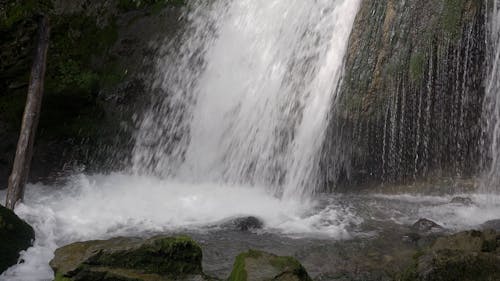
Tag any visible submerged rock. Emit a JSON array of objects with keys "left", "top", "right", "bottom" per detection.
[
  {"left": 411, "top": 219, "right": 443, "bottom": 233},
  {"left": 401, "top": 230, "right": 500, "bottom": 281},
  {"left": 228, "top": 250, "right": 312, "bottom": 281},
  {"left": 0, "top": 205, "right": 35, "bottom": 273},
  {"left": 482, "top": 219, "right": 500, "bottom": 231},
  {"left": 450, "top": 197, "right": 475, "bottom": 206},
  {"left": 221, "top": 216, "right": 264, "bottom": 232},
  {"left": 50, "top": 235, "right": 210, "bottom": 281}
]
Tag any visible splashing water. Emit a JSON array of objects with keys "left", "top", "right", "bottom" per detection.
[
  {"left": 1, "top": 1, "right": 364, "bottom": 280},
  {"left": 132, "top": 0, "right": 362, "bottom": 199},
  {"left": 481, "top": 0, "right": 500, "bottom": 193},
  {"left": 0, "top": 174, "right": 359, "bottom": 281}
]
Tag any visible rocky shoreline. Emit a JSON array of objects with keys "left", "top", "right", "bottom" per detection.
[{"left": 2, "top": 203, "right": 499, "bottom": 281}]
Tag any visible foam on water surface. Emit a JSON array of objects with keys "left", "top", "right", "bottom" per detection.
[{"left": 0, "top": 173, "right": 358, "bottom": 281}]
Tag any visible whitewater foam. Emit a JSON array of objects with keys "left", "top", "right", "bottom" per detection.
[{"left": 0, "top": 173, "right": 357, "bottom": 281}]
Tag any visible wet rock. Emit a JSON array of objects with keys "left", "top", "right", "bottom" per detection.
[
  {"left": 50, "top": 235, "right": 211, "bottom": 281},
  {"left": 401, "top": 230, "right": 500, "bottom": 281},
  {"left": 223, "top": 216, "right": 264, "bottom": 232},
  {"left": 481, "top": 219, "right": 500, "bottom": 231},
  {"left": 402, "top": 232, "right": 421, "bottom": 243},
  {"left": 450, "top": 196, "right": 475, "bottom": 206},
  {"left": 411, "top": 219, "right": 443, "bottom": 233},
  {"left": 228, "top": 250, "right": 312, "bottom": 281},
  {"left": 0, "top": 205, "right": 35, "bottom": 273}
]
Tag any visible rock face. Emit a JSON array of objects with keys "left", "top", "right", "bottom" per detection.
[
  {"left": 322, "top": 0, "right": 486, "bottom": 189},
  {"left": 0, "top": 205, "right": 35, "bottom": 273},
  {"left": 0, "top": 0, "right": 185, "bottom": 188},
  {"left": 50, "top": 235, "right": 208, "bottom": 281},
  {"left": 401, "top": 230, "right": 500, "bottom": 281},
  {"left": 228, "top": 250, "right": 312, "bottom": 281}
]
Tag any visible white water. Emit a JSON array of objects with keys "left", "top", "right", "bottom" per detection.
[
  {"left": 0, "top": 174, "right": 359, "bottom": 281},
  {"left": 482, "top": 0, "right": 500, "bottom": 192},
  {"left": 373, "top": 193, "right": 500, "bottom": 230},
  {"left": 2, "top": 1, "right": 365, "bottom": 280},
  {"left": 133, "top": 0, "right": 362, "bottom": 198}
]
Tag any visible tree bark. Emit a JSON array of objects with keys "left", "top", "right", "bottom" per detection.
[{"left": 5, "top": 16, "right": 50, "bottom": 210}]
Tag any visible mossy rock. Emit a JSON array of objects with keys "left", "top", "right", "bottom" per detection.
[
  {"left": 0, "top": 205, "right": 35, "bottom": 273},
  {"left": 400, "top": 230, "right": 500, "bottom": 281},
  {"left": 50, "top": 236, "right": 209, "bottom": 281},
  {"left": 228, "top": 250, "right": 312, "bottom": 281}
]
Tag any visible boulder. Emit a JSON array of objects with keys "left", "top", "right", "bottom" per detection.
[
  {"left": 481, "top": 219, "right": 500, "bottom": 231},
  {"left": 401, "top": 230, "right": 500, "bottom": 281},
  {"left": 221, "top": 217, "right": 264, "bottom": 232},
  {"left": 228, "top": 250, "right": 311, "bottom": 281},
  {"left": 50, "top": 235, "right": 210, "bottom": 281},
  {"left": 411, "top": 219, "right": 443, "bottom": 233},
  {"left": 450, "top": 197, "right": 475, "bottom": 206},
  {"left": 0, "top": 205, "right": 35, "bottom": 273}
]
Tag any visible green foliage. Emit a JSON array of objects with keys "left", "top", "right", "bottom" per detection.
[{"left": 0, "top": 0, "right": 52, "bottom": 31}]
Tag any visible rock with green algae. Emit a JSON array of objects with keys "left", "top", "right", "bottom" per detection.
[
  {"left": 0, "top": 205, "right": 35, "bottom": 273},
  {"left": 400, "top": 230, "right": 500, "bottom": 281},
  {"left": 228, "top": 250, "right": 312, "bottom": 281},
  {"left": 50, "top": 235, "right": 214, "bottom": 281}
]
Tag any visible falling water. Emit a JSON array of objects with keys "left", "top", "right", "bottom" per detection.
[
  {"left": 133, "top": 0, "right": 362, "bottom": 198},
  {"left": 481, "top": 0, "right": 500, "bottom": 193}
]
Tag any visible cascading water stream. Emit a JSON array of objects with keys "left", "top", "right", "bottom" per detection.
[
  {"left": 132, "top": 0, "right": 362, "bottom": 199},
  {"left": 0, "top": 2, "right": 364, "bottom": 280},
  {"left": 481, "top": 0, "right": 500, "bottom": 193}
]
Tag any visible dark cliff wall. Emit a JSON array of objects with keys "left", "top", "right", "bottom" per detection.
[
  {"left": 322, "top": 0, "right": 486, "bottom": 190},
  {"left": 0, "top": 0, "right": 185, "bottom": 188}
]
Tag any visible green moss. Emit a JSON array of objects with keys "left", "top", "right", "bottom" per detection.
[
  {"left": 0, "top": 205, "right": 35, "bottom": 273},
  {"left": 440, "top": 0, "right": 465, "bottom": 40},
  {"left": 409, "top": 52, "right": 426, "bottom": 83},
  {"left": 53, "top": 273, "right": 71, "bottom": 281},
  {"left": 0, "top": 0, "right": 52, "bottom": 31},
  {"left": 46, "top": 14, "right": 119, "bottom": 95},
  {"left": 86, "top": 236, "right": 203, "bottom": 277},
  {"left": 228, "top": 250, "right": 311, "bottom": 281},
  {"left": 228, "top": 253, "right": 248, "bottom": 281}
]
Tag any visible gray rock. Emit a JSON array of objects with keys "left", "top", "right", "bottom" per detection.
[
  {"left": 400, "top": 230, "right": 500, "bottom": 281},
  {"left": 450, "top": 196, "right": 475, "bottom": 206},
  {"left": 50, "top": 235, "right": 212, "bottom": 281},
  {"left": 0, "top": 205, "right": 35, "bottom": 273},
  {"left": 218, "top": 216, "right": 264, "bottom": 232},
  {"left": 482, "top": 219, "right": 500, "bottom": 231},
  {"left": 228, "top": 250, "right": 312, "bottom": 281},
  {"left": 411, "top": 218, "right": 443, "bottom": 233}
]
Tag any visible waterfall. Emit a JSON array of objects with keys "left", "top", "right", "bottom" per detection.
[
  {"left": 133, "top": 0, "right": 362, "bottom": 198},
  {"left": 481, "top": 0, "right": 500, "bottom": 193}
]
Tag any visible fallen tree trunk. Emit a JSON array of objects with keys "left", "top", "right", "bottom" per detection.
[{"left": 5, "top": 15, "right": 50, "bottom": 210}]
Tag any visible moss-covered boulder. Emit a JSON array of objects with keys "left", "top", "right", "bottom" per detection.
[
  {"left": 50, "top": 235, "right": 210, "bottom": 281},
  {"left": 400, "top": 230, "right": 500, "bottom": 281},
  {"left": 228, "top": 250, "right": 311, "bottom": 281},
  {"left": 0, "top": 205, "right": 35, "bottom": 273}
]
